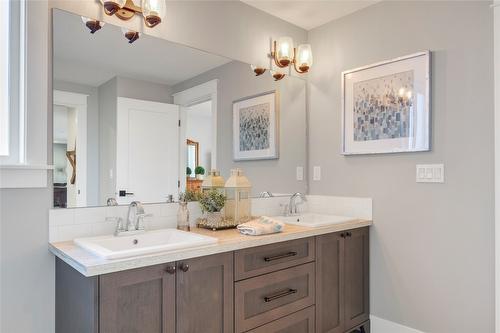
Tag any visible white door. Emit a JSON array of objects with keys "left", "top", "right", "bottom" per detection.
[{"left": 116, "top": 97, "right": 179, "bottom": 204}]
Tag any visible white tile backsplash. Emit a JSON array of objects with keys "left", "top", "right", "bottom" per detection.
[
  {"left": 48, "top": 196, "right": 372, "bottom": 242},
  {"left": 49, "top": 209, "right": 74, "bottom": 226},
  {"left": 75, "top": 207, "right": 106, "bottom": 224}
]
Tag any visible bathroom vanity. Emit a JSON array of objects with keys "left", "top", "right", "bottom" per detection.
[{"left": 52, "top": 221, "right": 371, "bottom": 333}]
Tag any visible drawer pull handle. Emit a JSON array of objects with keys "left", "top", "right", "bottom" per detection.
[
  {"left": 264, "top": 288, "right": 297, "bottom": 302},
  {"left": 264, "top": 251, "right": 298, "bottom": 262}
]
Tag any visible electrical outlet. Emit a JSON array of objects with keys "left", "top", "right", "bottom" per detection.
[
  {"left": 313, "top": 166, "right": 321, "bottom": 181},
  {"left": 416, "top": 164, "right": 444, "bottom": 183}
]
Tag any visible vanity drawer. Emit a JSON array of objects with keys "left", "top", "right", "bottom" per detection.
[
  {"left": 234, "top": 237, "right": 315, "bottom": 280},
  {"left": 246, "top": 306, "right": 315, "bottom": 333},
  {"left": 235, "top": 262, "right": 315, "bottom": 332}
]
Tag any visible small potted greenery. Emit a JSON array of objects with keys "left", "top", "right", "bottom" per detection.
[
  {"left": 198, "top": 189, "right": 226, "bottom": 228},
  {"left": 186, "top": 167, "right": 192, "bottom": 178},
  {"left": 195, "top": 166, "right": 205, "bottom": 180}
]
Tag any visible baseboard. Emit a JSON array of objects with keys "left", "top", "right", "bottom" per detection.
[{"left": 370, "top": 315, "right": 425, "bottom": 333}]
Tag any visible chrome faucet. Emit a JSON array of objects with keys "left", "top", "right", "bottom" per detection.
[
  {"left": 126, "top": 201, "right": 145, "bottom": 231},
  {"left": 286, "top": 193, "right": 307, "bottom": 216},
  {"left": 259, "top": 191, "right": 274, "bottom": 198},
  {"left": 107, "top": 198, "right": 118, "bottom": 206},
  {"left": 114, "top": 201, "right": 150, "bottom": 236}
]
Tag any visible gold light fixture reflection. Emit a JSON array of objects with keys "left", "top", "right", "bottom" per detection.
[
  {"left": 98, "top": 0, "right": 166, "bottom": 28},
  {"left": 251, "top": 65, "right": 266, "bottom": 76},
  {"left": 81, "top": 17, "right": 105, "bottom": 34},
  {"left": 122, "top": 28, "right": 140, "bottom": 43},
  {"left": 271, "top": 37, "right": 313, "bottom": 74},
  {"left": 270, "top": 70, "right": 286, "bottom": 81}
]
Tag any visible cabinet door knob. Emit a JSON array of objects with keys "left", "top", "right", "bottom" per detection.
[
  {"left": 346, "top": 232, "right": 352, "bottom": 237},
  {"left": 340, "top": 233, "right": 345, "bottom": 238},
  {"left": 179, "top": 263, "right": 189, "bottom": 272},
  {"left": 165, "top": 266, "right": 176, "bottom": 274}
]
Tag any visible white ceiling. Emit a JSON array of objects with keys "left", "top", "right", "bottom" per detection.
[
  {"left": 53, "top": 10, "right": 232, "bottom": 87},
  {"left": 242, "top": 0, "right": 380, "bottom": 30}
]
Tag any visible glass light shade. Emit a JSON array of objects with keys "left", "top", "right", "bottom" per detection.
[
  {"left": 142, "top": 0, "right": 166, "bottom": 27},
  {"left": 81, "top": 17, "right": 105, "bottom": 34},
  {"left": 296, "top": 44, "right": 313, "bottom": 72},
  {"left": 250, "top": 64, "right": 266, "bottom": 76},
  {"left": 121, "top": 27, "right": 140, "bottom": 43},
  {"left": 275, "top": 36, "right": 294, "bottom": 67},
  {"left": 270, "top": 70, "right": 286, "bottom": 81},
  {"left": 99, "top": 0, "right": 126, "bottom": 5},
  {"left": 100, "top": 0, "right": 126, "bottom": 15}
]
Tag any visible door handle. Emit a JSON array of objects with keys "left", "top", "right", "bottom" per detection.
[
  {"left": 119, "top": 190, "right": 134, "bottom": 197},
  {"left": 179, "top": 263, "right": 189, "bottom": 272},
  {"left": 165, "top": 266, "right": 176, "bottom": 274}
]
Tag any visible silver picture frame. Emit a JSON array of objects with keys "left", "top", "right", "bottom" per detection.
[
  {"left": 341, "top": 51, "right": 431, "bottom": 155},
  {"left": 232, "top": 90, "right": 280, "bottom": 161}
]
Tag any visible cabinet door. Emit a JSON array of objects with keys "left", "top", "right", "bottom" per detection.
[
  {"left": 176, "top": 252, "right": 234, "bottom": 333},
  {"left": 316, "top": 232, "right": 344, "bottom": 333},
  {"left": 344, "top": 228, "right": 370, "bottom": 330},
  {"left": 99, "top": 263, "right": 176, "bottom": 333}
]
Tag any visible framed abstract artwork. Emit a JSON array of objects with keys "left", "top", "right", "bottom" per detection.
[
  {"left": 341, "top": 51, "right": 430, "bottom": 155},
  {"left": 233, "top": 91, "right": 279, "bottom": 161}
]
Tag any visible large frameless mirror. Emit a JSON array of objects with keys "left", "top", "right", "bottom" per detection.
[{"left": 52, "top": 9, "right": 307, "bottom": 208}]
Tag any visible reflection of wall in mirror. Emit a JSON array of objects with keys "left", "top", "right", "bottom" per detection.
[
  {"left": 186, "top": 100, "right": 213, "bottom": 172},
  {"left": 172, "top": 61, "right": 307, "bottom": 196},
  {"left": 54, "top": 60, "right": 306, "bottom": 203}
]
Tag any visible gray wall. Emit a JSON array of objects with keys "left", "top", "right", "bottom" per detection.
[
  {"left": 0, "top": 187, "right": 53, "bottom": 333},
  {"left": 173, "top": 61, "right": 307, "bottom": 195},
  {"left": 98, "top": 77, "right": 118, "bottom": 205},
  {"left": 2, "top": 2, "right": 307, "bottom": 332},
  {"left": 117, "top": 76, "right": 173, "bottom": 104},
  {"left": 307, "top": 2, "right": 494, "bottom": 332},
  {"left": 53, "top": 80, "right": 99, "bottom": 206}
]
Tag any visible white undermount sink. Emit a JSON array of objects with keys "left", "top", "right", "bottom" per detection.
[
  {"left": 74, "top": 229, "right": 218, "bottom": 260},
  {"left": 273, "top": 213, "right": 355, "bottom": 228}
]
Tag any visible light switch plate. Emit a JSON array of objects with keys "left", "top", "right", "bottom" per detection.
[
  {"left": 416, "top": 164, "right": 444, "bottom": 183},
  {"left": 313, "top": 166, "right": 321, "bottom": 181},
  {"left": 296, "top": 166, "right": 304, "bottom": 181}
]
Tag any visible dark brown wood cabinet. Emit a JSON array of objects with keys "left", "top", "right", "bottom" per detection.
[
  {"left": 235, "top": 262, "right": 315, "bottom": 332},
  {"left": 176, "top": 253, "right": 233, "bottom": 333},
  {"left": 316, "top": 232, "right": 344, "bottom": 333},
  {"left": 344, "top": 228, "right": 370, "bottom": 330},
  {"left": 57, "top": 252, "right": 233, "bottom": 333},
  {"left": 316, "top": 228, "right": 369, "bottom": 333},
  {"left": 246, "top": 306, "right": 316, "bottom": 333},
  {"left": 99, "top": 263, "right": 176, "bottom": 333},
  {"left": 56, "top": 228, "right": 369, "bottom": 333}
]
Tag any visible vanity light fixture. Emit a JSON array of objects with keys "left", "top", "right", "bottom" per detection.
[
  {"left": 81, "top": 16, "right": 105, "bottom": 34},
  {"left": 270, "top": 70, "right": 286, "bottom": 81},
  {"left": 121, "top": 28, "right": 140, "bottom": 43},
  {"left": 99, "top": 0, "right": 166, "bottom": 28},
  {"left": 271, "top": 37, "right": 313, "bottom": 74},
  {"left": 251, "top": 65, "right": 266, "bottom": 76}
]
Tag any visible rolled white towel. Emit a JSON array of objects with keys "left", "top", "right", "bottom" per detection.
[{"left": 237, "top": 216, "right": 284, "bottom": 236}]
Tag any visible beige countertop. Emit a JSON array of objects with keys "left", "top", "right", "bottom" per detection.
[{"left": 49, "top": 219, "right": 372, "bottom": 277}]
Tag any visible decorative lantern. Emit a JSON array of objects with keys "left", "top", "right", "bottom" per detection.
[
  {"left": 201, "top": 170, "right": 225, "bottom": 193},
  {"left": 224, "top": 168, "right": 252, "bottom": 224}
]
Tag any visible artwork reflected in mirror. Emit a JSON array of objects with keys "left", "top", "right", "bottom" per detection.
[{"left": 52, "top": 9, "right": 307, "bottom": 208}]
